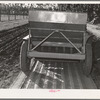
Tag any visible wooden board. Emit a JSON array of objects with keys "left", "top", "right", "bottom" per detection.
[
  {"left": 23, "top": 60, "right": 96, "bottom": 89},
  {"left": 28, "top": 51, "right": 85, "bottom": 60},
  {"left": 9, "top": 71, "right": 27, "bottom": 89}
]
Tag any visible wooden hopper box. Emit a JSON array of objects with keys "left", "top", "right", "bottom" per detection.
[{"left": 19, "top": 10, "right": 96, "bottom": 89}]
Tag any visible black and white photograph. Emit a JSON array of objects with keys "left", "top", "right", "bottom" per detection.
[{"left": 0, "top": 1, "right": 100, "bottom": 92}]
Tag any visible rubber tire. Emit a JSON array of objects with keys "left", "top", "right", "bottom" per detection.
[
  {"left": 83, "top": 44, "right": 92, "bottom": 76},
  {"left": 20, "top": 41, "right": 30, "bottom": 76}
]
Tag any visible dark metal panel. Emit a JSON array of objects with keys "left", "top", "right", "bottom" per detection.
[
  {"left": 30, "top": 29, "right": 83, "bottom": 38},
  {"left": 29, "top": 21, "right": 86, "bottom": 31},
  {"left": 31, "top": 36, "right": 82, "bottom": 44},
  {"left": 31, "top": 37, "right": 82, "bottom": 43},
  {"left": 29, "top": 10, "right": 87, "bottom": 24}
]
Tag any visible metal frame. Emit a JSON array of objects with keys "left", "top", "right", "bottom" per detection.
[{"left": 27, "top": 27, "right": 85, "bottom": 60}]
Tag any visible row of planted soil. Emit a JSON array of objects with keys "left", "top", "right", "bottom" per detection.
[{"left": 0, "top": 24, "right": 28, "bottom": 88}]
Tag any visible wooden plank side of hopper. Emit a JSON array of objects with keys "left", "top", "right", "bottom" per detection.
[
  {"left": 29, "top": 22, "right": 86, "bottom": 31},
  {"left": 29, "top": 11, "right": 87, "bottom": 25},
  {"left": 28, "top": 51, "right": 85, "bottom": 60},
  {"left": 31, "top": 29, "right": 83, "bottom": 38},
  {"left": 32, "top": 41, "right": 82, "bottom": 48}
]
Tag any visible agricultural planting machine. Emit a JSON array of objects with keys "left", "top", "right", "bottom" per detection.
[{"left": 19, "top": 10, "right": 98, "bottom": 89}]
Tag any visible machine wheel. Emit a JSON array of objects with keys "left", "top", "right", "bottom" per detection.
[
  {"left": 83, "top": 44, "right": 92, "bottom": 76},
  {"left": 20, "top": 41, "right": 31, "bottom": 76}
]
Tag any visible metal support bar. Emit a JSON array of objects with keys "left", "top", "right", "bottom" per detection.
[
  {"left": 28, "top": 30, "right": 31, "bottom": 51},
  {"left": 31, "top": 30, "right": 56, "bottom": 51},
  {"left": 59, "top": 31, "right": 82, "bottom": 54}
]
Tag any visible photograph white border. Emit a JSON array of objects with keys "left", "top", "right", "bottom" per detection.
[{"left": 0, "top": 1, "right": 100, "bottom": 99}]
